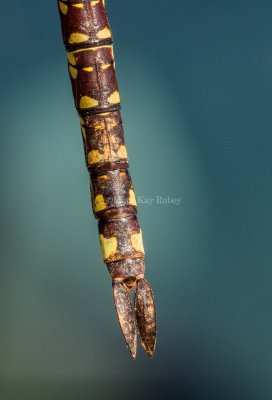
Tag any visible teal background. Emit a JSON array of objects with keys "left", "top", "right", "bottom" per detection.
[{"left": 1, "top": 1, "right": 272, "bottom": 399}]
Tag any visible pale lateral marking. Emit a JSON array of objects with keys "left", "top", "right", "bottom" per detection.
[
  {"left": 131, "top": 231, "right": 145, "bottom": 254},
  {"left": 69, "top": 65, "right": 78, "bottom": 79},
  {"left": 59, "top": 1, "right": 68, "bottom": 15},
  {"left": 129, "top": 190, "right": 137, "bottom": 206},
  {"left": 100, "top": 235, "right": 118, "bottom": 260},
  {"left": 67, "top": 52, "right": 76, "bottom": 66},
  {"left": 101, "top": 63, "right": 111, "bottom": 70},
  {"left": 88, "top": 150, "right": 104, "bottom": 164},
  {"left": 94, "top": 194, "right": 107, "bottom": 212},
  {"left": 80, "top": 96, "right": 99, "bottom": 109},
  {"left": 69, "top": 33, "right": 89, "bottom": 44},
  {"left": 96, "top": 27, "right": 111, "bottom": 39},
  {"left": 117, "top": 145, "right": 128, "bottom": 159},
  {"left": 107, "top": 91, "right": 120, "bottom": 104}
]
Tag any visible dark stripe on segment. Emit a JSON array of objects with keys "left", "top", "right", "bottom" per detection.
[
  {"left": 65, "top": 39, "right": 113, "bottom": 52},
  {"left": 88, "top": 161, "right": 129, "bottom": 175},
  {"left": 97, "top": 205, "right": 136, "bottom": 220},
  {"left": 78, "top": 105, "right": 120, "bottom": 117}
]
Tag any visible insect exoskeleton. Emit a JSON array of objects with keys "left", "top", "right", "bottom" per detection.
[{"left": 58, "top": 0, "right": 157, "bottom": 358}]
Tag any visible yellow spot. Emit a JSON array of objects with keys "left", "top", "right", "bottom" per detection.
[
  {"left": 101, "top": 63, "right": 111, "bottom": 70},
  {"left": 81, "top": 127, "right": 86, "bottom": 142},
  {"left": 88, "top": 150, "right": 104, "bottom": 164},
  {"left": 107, "top": 91, "right": 120, "bottom": 104},
  {"left": 117, "top": 145, "right": 128, "bottom": 159},
  {"left": 68, "top": 65, "right": 78, "bottom": 79},
  {"left": 99, "top": 112, "right": 109, "bottom": 116},
  {"left": 94, "top": 194, "right": 107, "bottom": 212},
  {"left": 67, "top": 52, "right": 76, "bottom": 66},
  {"left": 119, "top": 172, "right": 126, "bottom": 177},
  {"left": 96, "top": 27, "right": 111, "bottom": 39},
  {"left": 72, "top": 3, "right": 84, "bottom": 7},
  {"left": 69, "top": 33, "right": 89, "bottom": 44},
  {"left": 94, "top": 125, "right": 102, "bottom": 130},
  {"left": 59, "top": 1, "right": 68, "bottom": 15},
  {"left": 79, "top": 117, "right": 84, "bottom": 125},
  {"left": 91, "top": 0, "right": 100, "bottom": 5},
  {"left": 100, "top": 235, "right": 118, "bottom": 260},
  {"left": 80, "top": 96, "right": 99, "bottom": 109},
  {"left": 83, "top": 66, "right": 94, "bottom": 72},
  {"left": 131, "top": 231, "right": 145, "bottom": 254},
  {"left": 129, "top": 189, "right": 137, "bottom": 206},
  {"left": 99, "top": 175, "right": 109, "bottom": 180}
]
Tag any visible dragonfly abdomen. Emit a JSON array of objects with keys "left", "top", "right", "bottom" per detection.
[{"left": 58, "top": 0, "right": 156, "bottom": 358}]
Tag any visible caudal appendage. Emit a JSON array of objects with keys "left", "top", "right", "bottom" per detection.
[{"left": 109, "top": 259, "right": 157, "bottom": 358}]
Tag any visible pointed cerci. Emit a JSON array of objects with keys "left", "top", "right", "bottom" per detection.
[{"left": 57, "top": 0, "right": 157, "bottom": 358}]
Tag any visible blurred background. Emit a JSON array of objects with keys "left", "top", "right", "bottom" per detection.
[{"left": 1, "top": 0, "right": 272, "bottom": 399}]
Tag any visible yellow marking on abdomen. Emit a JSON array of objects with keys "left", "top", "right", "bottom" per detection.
[
  {"left": 94, "top": 194, "right": 107, "bottom": 212},
  {"left": 107, "top": 91, "right": 120, "bottom": 104},
  {"left": 101, "top": 63, "right": 111, "bottom": 70},
  {"left": 80, "top": 96, "right": 99, "bottom": 109},
  {"left": 81, "top": 127, "right": 86, "bottom": 142},
  {"left": 59, "top": 1, "right": 68, "bottom": 15},
  {"left": 96, "top": 27, "right": 111, "bottom": 39},
  {"left": 129, "top": 189, "right": 137, "bottom": 206},
  {"left": 88, "top": 150, "right": 104, "bottom": 164},
  {"left": 117, "top": 145, "right": 128, "bottom": 159},
  {"left": 69, "top": 33, "right": 89, "bottom": 44},
  {"left": 67, "top": 52, "right": 76, "bottom": 65},
  {"left": 91, "top": 0, "right": 100, "bottom": 5},
  {"left": 83, "top": 66, "right": 94, "bottom": 72},
  {"left": 131, "top": 231, "right": 144, "bottom": 254},
  {"left": 68, "top": 45, "right": 112, "bottom": 55},
  {"left": 72, "top": 3, "right": 84, "bottom": 7},
  {"left": 100, "top": 235, "right": 118, "bottom": 260},
  {"left": 68, "top": 65, "right": 78, "bottom": 79}
]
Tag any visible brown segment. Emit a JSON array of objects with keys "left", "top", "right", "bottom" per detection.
[
  {"left": 99, "top": 215, "right": 144, "bottom": 263},
  {"left": 68, "top": 46, "right": 120, "bottom": 113},
  {"left": 108, "top": 259, "right": 145, "bottom": 282},
  {"left": 90, "top": 169, "right": 136, "bottom": 218},
  {"left": 80, "top": 111, "right": 128, "bottom": 173},
  {"left": 59, "top": 0, "right": 112, "bottom": 50}
]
